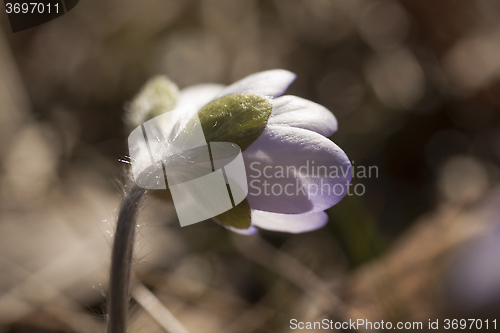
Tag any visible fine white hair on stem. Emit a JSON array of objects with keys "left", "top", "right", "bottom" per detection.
[
  {"left": 107, "top": 177, "right": 191, "bottom": 333},
  {"left": 107, "top": 181, "right": 146, "bottom": 333}
]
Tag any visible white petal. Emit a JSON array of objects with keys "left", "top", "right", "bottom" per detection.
[
  {"left": 224, "top": 225, "right": 259, "bottom": 235},
  {"left": 213, "top": 217, "right": 258, "bottom": 235},
  {"left": 216, "top": 69, "right": 296, "bottom": 99},
  {"left": 177, "top": 84, "right": 226, "bottom": 110},
  {"left": 243, "top": 125, "right": 351, "bottom": 214},
  {"left": 161, "top": 84, "right": 225, "bottom": 142},
  {"left": 269, "top": 96, "right": 338, "bottom": 137},
  {"left": 252, "top": 210, "right": 328, "bottom": 233}
]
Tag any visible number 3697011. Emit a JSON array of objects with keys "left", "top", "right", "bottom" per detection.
[{"left": 5, "top": 2, "right": 60, "bottom": 14}]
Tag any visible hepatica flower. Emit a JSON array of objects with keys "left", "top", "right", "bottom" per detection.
[
  {"left": 126, "top": 70, "right": 351, "bottom": 234},
  {"left": 109, "top": 71, "right": 352, "bottom": 333}
]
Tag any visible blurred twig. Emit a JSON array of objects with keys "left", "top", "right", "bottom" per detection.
[
  {"left": 132, "top": 282, "right": 191, "bottom": 333},
  {"left": 232, "top": 233, "right": 361, "bottom": 324},
  {"left": 0, "top": 256, "right": 103, "bottom": 333}
]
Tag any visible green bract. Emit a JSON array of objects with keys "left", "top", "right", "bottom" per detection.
[
  {"left": 126, "top": 76, "right": 179, "bottom": 129},
  {"left": 198, "top": 93, "right": 273, "bottom": 229},
  {"left": 199, "top": 93, "right": 273, "bottom": 151},
  {"left": 215, "top": 199, "right": 252, "bottom": 229}
]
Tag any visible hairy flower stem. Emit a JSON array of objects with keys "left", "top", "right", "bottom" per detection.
[{"left": 108, "top": 182, "right": 147, "bottom": 333}]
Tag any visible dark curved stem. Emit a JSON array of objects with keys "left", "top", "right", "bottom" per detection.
[{"left": 108, "top": 182, "right": 147, "bottom": 333}]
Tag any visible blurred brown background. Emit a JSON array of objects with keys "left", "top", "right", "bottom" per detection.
[{"left": 1, "top": 0, "right": 500, "bottom": 332}]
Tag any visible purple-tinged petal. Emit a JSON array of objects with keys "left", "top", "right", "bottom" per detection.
[
  {"left": 177, "top": 84, "right": 226, "bottom": 110},
  {"left": 252, "top": 210, "right": 328, "bottom": 233},
  {"left": 216, "top": 70, "right": 296, "bottom": 99},
  {"left": 243, "top": 125, "right": 352, "bottom": 214},
  {"left": 270, "top": 95, "right": 338, "bottom": 137},
  {"left": 445, "top": 227, "right": 500, "bottom": 310}
]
